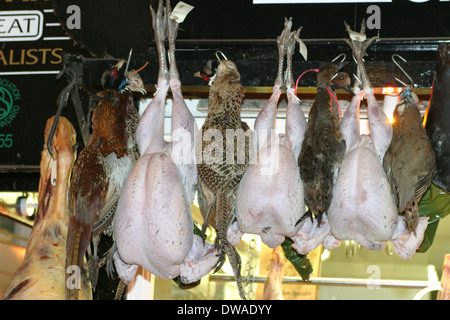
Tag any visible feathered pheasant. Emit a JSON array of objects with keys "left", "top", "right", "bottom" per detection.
[
  {"left": 196, "top": 59, "right": 250, "bottom": 300},
  {"left": 65, "top": 60, "right": 145, "bottom": 299}
]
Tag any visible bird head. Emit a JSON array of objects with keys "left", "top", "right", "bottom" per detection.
[
  {"left": 331, "top": 72, "right": 354, "bottom": 95},
  {"left": 101, "top": 60, "right": 147, "bottom": 95},
  {"left": 101, "top": 59, "right": 127, "bottom": 92},
  {"left": 124, "top": 69, "right": 147, "bottom": 95},
  {"left": 194, "top": 59, "right": 219, "bottom": 82},
  {"left": 216, "top": 59, "right": 240, "bottom": 81},
  {"left": 317, "top": 63, "right": 339, "bottom": 86}
]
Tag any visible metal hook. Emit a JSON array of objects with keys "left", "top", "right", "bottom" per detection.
[
  {"left": 353, "top": 73, "right": 362, "bottom": 85},
  {"left": 215, "top": 51, "right": 227, "bottom": 61},
  {"left": 46, "top": 77, "right": 77, "bottom": 158},
  {"left": 332, "top": 53, "right": 346, "bottom": 63},
  {"left": 125, "top": 48, "right": 133, "bottom": 74},
  {"left": 392, "top": 54, "right": 414, "bottom": 87}
]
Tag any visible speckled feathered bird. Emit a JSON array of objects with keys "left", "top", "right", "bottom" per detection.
[
  {"left": 196, "top": 58, "right": 250, "bottom": 300},
  {"left": 383, "top": 88, "right": 436, "bottom": 232},
  {"left": 298, "top": 63, "right": 348, "bottom": 222},
  {"left": 65, "top": 60, "right": 145, "bottom": 300}
]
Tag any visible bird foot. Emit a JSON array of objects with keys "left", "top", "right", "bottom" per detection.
[
  {"left": 274, "top": 17, "right": 292, "bottom": 88},
  {"left": 87, "top": 255, "right": 100, "bottom": 290},
  {"left": 343, "top": 19, "right": 378, "bottom": 62},
  {"left": 404, "top": 199, "right": 420, "bottom": 234},
  {"left": 151, "top": 0, "right": 167, "bottom": 44}
]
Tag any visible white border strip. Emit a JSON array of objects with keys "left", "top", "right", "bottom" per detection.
[
  {"left": 0, "top": 71, "right": 60, "bottom": 76},
  {"left": 45, "top": 22, "right": 62, "bottom": 27},
  {"left": 253, "top": 0, "right": 391, "bottom": 3},
  {"left": 43, "top": 36, "right": 71, "bottom": 41}
]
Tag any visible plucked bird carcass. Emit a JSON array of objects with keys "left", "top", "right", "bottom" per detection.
[
  {"left": 65, "top": 57, "right": 145, "bottom": 298},
  {"left": 383, "top": 87, "right": 436, "bottom": 232},
  {"left": 298, "top": 60, "right": 348, "bottom": 226},
  {"left": 236, "top": 18, "right": 328, "bottom": 255},
  {"left": 236, "top": 18, "right": 306, "bottom": 249},
  {"left": 326, "top": 21, "right": 429, "bottom": 259},
  {"left": 424, "top": 43, "right": 450, "bottom": 194},
  {"left": 3, "top": 116, "right": 91, "bottom": 300},
  {"left": 263, "top": 247, "right": 285, "bottom": 300},
  {"left": 113, "top": 0, "right": 219, "bottom": 288}
]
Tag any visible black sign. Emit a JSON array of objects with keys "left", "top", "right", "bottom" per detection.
[{"left": 0, "top": 0, "right": 89, "bottom": 191}]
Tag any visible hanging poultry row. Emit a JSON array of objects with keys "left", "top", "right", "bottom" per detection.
[{"left": 3, "top": 0, "right": 445, "bottom": 300}]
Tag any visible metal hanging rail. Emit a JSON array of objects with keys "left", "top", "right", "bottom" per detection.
[{"left": 209, "top": 274, "right": 441, "bottom": 289}]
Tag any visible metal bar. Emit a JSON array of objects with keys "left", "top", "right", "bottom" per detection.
[
  {"left": 0, "top": 165, "right": 40, "bottom": 173},
  {"left": 209, "top": 274, "right": 441, "bottom": 289},
  {"left": 0, "top": 209, "right": 33, "bottom": 228}
]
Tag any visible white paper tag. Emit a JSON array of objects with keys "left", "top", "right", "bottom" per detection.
[
  {"left": 170, "top": 1, "right": 194, "bottom": 23},
  {"left": 298, "top": 39, "right": 308, "bottom": 61},
  {"left": 295, "top": 35, "right": 308, "bottom": 61},
  {"left": 349, "top": 30, "right": 366, "bottom": 42}
]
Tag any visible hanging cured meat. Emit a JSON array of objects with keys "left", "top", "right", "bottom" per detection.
[
  {"left": 326, "top": 21, "right": 429, "bottom": 259},
  {"left": 439, "top": 254, "right": 450, "bottom": 300},
  {"left": 263, "top": 247, "right": 285, "bottom": 300},
  {"left": 3, "top": 117, "right": 91, "bottom": 300},
  {"left": 113, "top": 0, "right": 218, "bottom": 287}
]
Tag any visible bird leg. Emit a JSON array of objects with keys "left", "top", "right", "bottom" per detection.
[
  {"left": 138, "top": 0, "right": 170, "bottom": 154},
  {"left": 275, "top": 17, "right": 292, "bottom": 89},
  {"left": 214, "top": 190, "right": 247, "bottom": 300},
  {"left": 166, "top": 0, "right": 199, "bottom": 204},
  {"left": 87, "top": 235, "right": 100, "bottom": 290},
  {"left": 343, "top": 20, "right": 378, "bottom": 92},
  {"left": 344, "top": 20, "right": 391, "bottom": 162},
  {"left": 150, "top": 0, "right": 169, "bottom": 81},
  {"left": 285, "top": 24, "right": 307, "bottom": 159},
  {"left": 166, "top": 0, "right": 179, "bottom": 82},
  {"left": 254, "top": 18, "right": 292, "bottom": 144},
  {"left": 284, "top": 24, "right": 302, "bottom": 91}
]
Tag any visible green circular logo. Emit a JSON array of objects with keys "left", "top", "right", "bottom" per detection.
[
  {"left": 0, "top": 86, "right": 13, "bottom": 121},
  {"left": 0, "top": 78, "right": 21, "bottom": 128}
]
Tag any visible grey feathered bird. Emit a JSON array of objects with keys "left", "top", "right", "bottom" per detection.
[{"left": 383, "top": 88, "right": 436, "bottom": 232}]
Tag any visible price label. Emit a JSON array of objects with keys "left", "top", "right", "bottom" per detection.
[{"left": 170, "top": 1, "right": 194, "bottom": 23}]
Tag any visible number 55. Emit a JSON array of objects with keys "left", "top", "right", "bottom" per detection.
[{"left": 0, "top": 134, "right": 13, "bottom": 148}]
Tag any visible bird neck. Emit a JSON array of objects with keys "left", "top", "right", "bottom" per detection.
[{"left": 208, "top": 78, "right": 244, "bottom": 115}]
